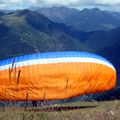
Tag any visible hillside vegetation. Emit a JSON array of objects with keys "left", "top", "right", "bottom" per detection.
[{"left": 0, "top": 10, "right": 91, "bottom": 60}]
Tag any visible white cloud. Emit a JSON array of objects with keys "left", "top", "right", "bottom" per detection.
[
  {"left": 34, "top": 0, "right": 120, "bottom": 6},
  {"left": 0, "top": 0, "right": 120, "bottom": 11},
  {"left": 96, "top": 0, "right": 120, "bottom": 5}
]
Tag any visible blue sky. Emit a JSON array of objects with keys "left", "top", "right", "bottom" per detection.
[{"left": 0, "top": 0, "right": 120, "bottom": 11}]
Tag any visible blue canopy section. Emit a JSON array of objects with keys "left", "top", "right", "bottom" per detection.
[{"left": 0, "top": 51, "right": 114, "bottom": 67}]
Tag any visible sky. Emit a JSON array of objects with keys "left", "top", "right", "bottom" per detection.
[{"left": 0, "top": 0, "right": 120, "bottom": 11}]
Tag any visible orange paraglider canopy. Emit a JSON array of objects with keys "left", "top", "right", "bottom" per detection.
[{"left": 0, "top": 51, "right": 116, "bottom": 101}]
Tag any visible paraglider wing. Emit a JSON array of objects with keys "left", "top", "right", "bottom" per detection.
[{"left": 0, "top": 51, "right": 116, "bottom": 101}]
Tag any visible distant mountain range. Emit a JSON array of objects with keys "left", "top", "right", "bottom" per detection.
[
  {"left": 105, "top": 10, "right": 120, "bottom": 20},
  {"left": 36, "top": 6, "right": 120, "bottom": 32},
  {"left": 0, "top": 8, "right": 120, "bottom": 100},
  {"left": 0, "top": 11, "right": 5, "bottom": 16},
  {"left": 0, "top": 9, "right": 93, "bottom": 60}
]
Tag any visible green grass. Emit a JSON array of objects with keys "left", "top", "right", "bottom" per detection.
[{"left": 0, "top": 100, "right": 120, "bottom": 120}]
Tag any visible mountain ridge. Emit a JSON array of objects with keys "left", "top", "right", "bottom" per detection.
[
  {"left": 36, "top": 6, "right": 120, "bottom": 31},
  {"left": 0, "top": 9, "right": 92, "bottom": 60}
]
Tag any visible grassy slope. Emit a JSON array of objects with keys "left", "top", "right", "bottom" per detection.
[{"left": 0, "top": 100, "right": 120, "bottom": 120}]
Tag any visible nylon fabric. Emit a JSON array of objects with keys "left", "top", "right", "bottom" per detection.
[{"left": 0, "top": 62, "right": 116, "bottom": 101}]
